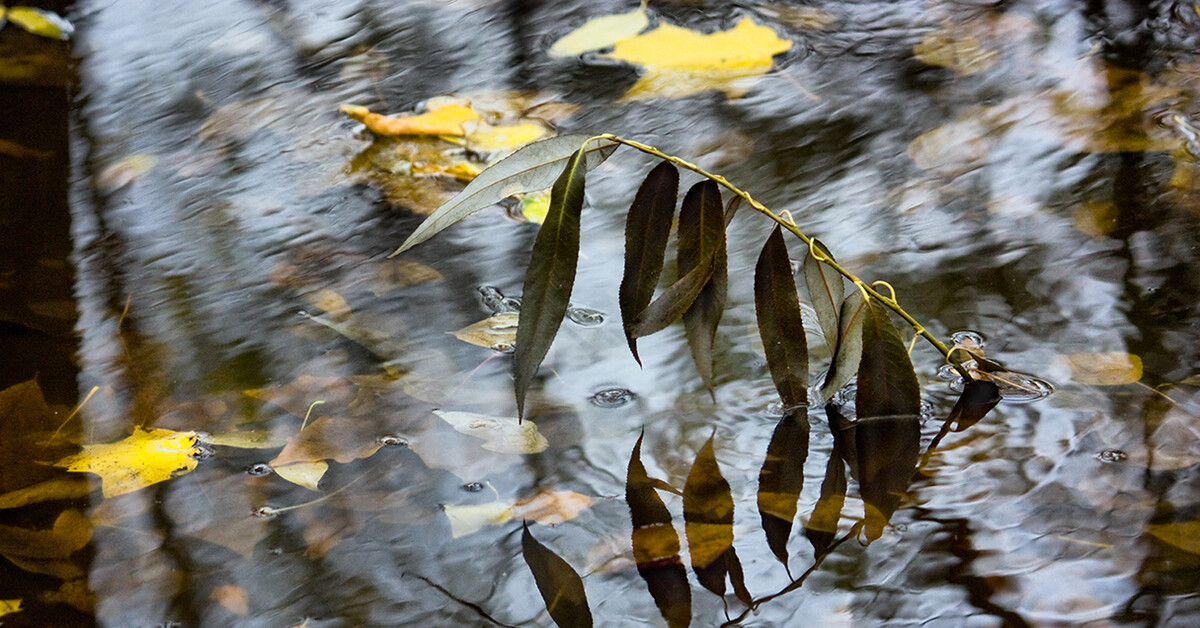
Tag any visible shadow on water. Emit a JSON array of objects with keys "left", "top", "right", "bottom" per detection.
[{"left": 2, "top": 0, "right": 1200, "bottom": 626}]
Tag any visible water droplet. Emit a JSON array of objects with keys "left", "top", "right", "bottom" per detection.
[
  {"left": 567, "top": 305, "right": 605, "bottom": 327},
  {"left": 463, "top": 482, "right": 485, "bottom": 492},
  {"left": 246, "top": 463, "right": 273, "bottom": 476},
  {"left": 589, "top": 387, "right": 636, "bottom": 408},
  {"left": 252, "top": 506, "right": 279, "bottom": 519},
  {"left": 950, "top": 329, "right": 987, "bottom": 347},
  {"left": 1097, "top": 449, "right": 1128, "bottom": 463},
  {"left": 378, "top": 434, "right": 408, "bottom": 447},
  {"left": 492, "top": 342, "right": 515, "bottom": 354}
]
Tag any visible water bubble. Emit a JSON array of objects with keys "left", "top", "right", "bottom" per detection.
[
  {"left": 377, "top": 434, "right": 408, "bottom": 447},
  {"left": 1097, "top": 449, "right": 1128, "bottom": 463},
  {"left": 463, "top": 482, "right": 485, "bottom": 492},
  {"left": 500, "top": 296, "right": 522, "bottom": 313},
  {"left": 492, "top": 342, "right": 515, "bottom": 354},
  {"left": 567, "top": 305, "right": 605, "bottom": 327},
  {"left": 246, "top": 463, "right": 273, "bottom": 476},
  {"left": 589, "top": 387, "right": 636, "bottom": 408},
  {"left": 950, "top": 330, "right": 987, "bottom": 347},
  {"left": 252, "top": 506, "right": 279, "bottom": 519}
]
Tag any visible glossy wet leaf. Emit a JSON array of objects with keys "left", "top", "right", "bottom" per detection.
[
  {"left": 855, "top": 298, "right": 919, "bottom": 420},
  {"left": 514, "top": 147, "right": 588, "bottom": 418},
  {"left": 818, "top": 289, "right": 867, "bottom": 401},
  {"left": 54, "top": 427, "right": 203, "bottom": 498},
  {"left": 626, "top": 433, "right": 690, "bottom": 628},
  {"left": 6, "top": 6, "right": 73, "bottom": 40},
  {"left": 946, "top": 379, "right": 1002, "bottom": 432},
  {"left": 272, "top": 461, "right": 328, "bottom": 491},
  {"left": 754, "top": 225, "right": 809, "bottom": 408},
  {"left": 270, "top": 417, "right": 385, "bottom": 467},
  {"left": 522, "top": 523, "right": 594, "bottom": 628},
  {"left": 678, "top": 181, "right": 727, "bottom": 397},
  {"left": 452, "top": 312, "right": 519, "bottom": 352},
  {"left": 855, "top": 416, "right": 921, "bottom": 542},
  {"left": 1063, "top": 351, "right": 1143, "bottom": 386},
  {"left": 598, "top": 16, "right": 792, "bottom": 100},
  {"left": 802, "top": 239, "right": 843, "bottom": 349},
  {"left": 548, "top": 0, "right": 648, "bottom": 57},
  {"left": 757, "top": 408, "right": 809, "bottom": 567},
  {"left": 390, "top": 135, "right": 616, "bottom": 256},
  {"left": 619, "top": 161, "right": 679, "bottom": 364},
  {"left": 433, "top": 410, "right": 550, "bottom": 454},
  {"left": 683, "top": 435, "right": 736, "bottom": 598},
  {"left": 339, "top": 103, "right": 479, "bottom": 136}
]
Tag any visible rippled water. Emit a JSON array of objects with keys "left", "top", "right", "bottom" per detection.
[{"left": 3, "top": 0, "right": 1200, "bottom": 626}]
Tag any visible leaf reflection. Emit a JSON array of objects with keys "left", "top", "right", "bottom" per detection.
[
  {"left": 757, "top": 408, "right": 809, "bottom": 571},
  {"left": 684, "top": 434, "right": 751, "bottom": 606},
  {"left": 626, "top": 432, "right": 691, "bottom": 628}
]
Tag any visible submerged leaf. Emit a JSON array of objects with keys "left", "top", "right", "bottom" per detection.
[
  {"left": 679, "top": 181, "right": 727, "bottom": 398},
  {"left": 452, "top": 312, "right": 520, "bottom": 352},
  {"left": 55, "top": 428, "right": 202, "bottom": 498},
  {"left": 1063, "top": 352, "right": 1143, "bottom": 386},
  {"left": 1147, "top": 520, "right": 1200, "bottom": 555},
  {"left": 514, "top": 147, "right": 589, "bottom": 418},
  {"left": 270, "top": 417, "right": 385, "bottom": 467},
  {"left": 339, "top": 103, "right": 479, "bottom": 136},
  {"left": 802, "top": 239, "right": 843, "bottom": 349},
  {"left": 757, "top": 408, "right": 809, "bottom": 567},
  {"left": 272, "top": 461, "right": 328, "bottom": 491},
  {"left": 818, "top": 290, "right": 867, "bottom": 402},
  {"left": 0, "top": 599, "right": 21, "bottom": 619},
  {"left": 444, "top": 501, "right": 516, "bottom": 538},
  {"left": 627, "top": 433, "right": 691, "bottom": 628},
  {"left": 0, "top": 478, "right": 90, "bottom": 510},
  {"left": 549, "top": 0, "right": 649, "bottom": 57},
  {"left": 620, "top": 161, "right": 679, "bottom": 364},
  {"left": 514, "top": 490, "right": 595, "bottom": 525},
  {"left": 599, "top": 16, "right": 793, "bottom": 100},
  {"left": 433, "top": 410, "right": 550, "bottom": 454},
  {"left": 522, "top": 524, "right": 594, "bottom": 628},
  {"left": 754, "top": 226, "right": 809, "bottom": 408},
  {"left": 855, "top": 299, "right": 921, "bottom": 421},
  {"left": 391, "top": 135, "right": 616, "bottom": 256}
]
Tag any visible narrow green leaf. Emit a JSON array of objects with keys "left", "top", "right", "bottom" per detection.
[
  {"left": 804, "top": 406, "right": 850, "bottom": 555},
  {"left": 629, "top": 254, "right": 716, "bottom": 338},
  {"left": 522, "top": 523, "right": 593, "bottom": 628},
  {"left": 620, "top": 162, "right": 679, "bottom": 364},
  {"left": 678, "top": 181, "right": 727, "bottom": 397},
  {"left": 754, "top": 226, "right": 809, "bottom": 408},
  {"left": 817, "top": 290, "right": 867, "bottom": 402},
  {"left": 803, "top": 239, "right": 844, "bottom": 350},
  {"left": 855, "top": 299, "right": 921, "bottom": 420},
  {"left": 683, "top": 434, "right": 735, "bottom": 599},
  {"left": 855, "top": 416, "right": 920, "bottom": 542},
  {"left": 627, "top": 432, "right": 691, "bottom": 628},
  {"left": 756, "top": 407, "right": 809, "bottom": 568},
  {"left": 514, "top": 148, "right": 588, "bottom": 418},
  {"left": 390, "top": 135, "right": 616, "bottom": 256}
]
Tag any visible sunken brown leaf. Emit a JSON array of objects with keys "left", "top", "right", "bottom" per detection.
[
  {"left": 756, "top": 407, "right": 809, "bottom": 568},
  {"left": 678, "top": 181, "right": 727, "bottom": 397},
  {"left": 514, "top": 147, "right": 588, "bottom": 418},
  {"left": 754, "top": 225, "right": 809, "bottom": 408},
  {"left": 619, "top": 161, "right": 679, "bottom": 364},
  {"left": 627, "top": 432, "right": 691, "bottom": 628},
  {"left": 522, "top": 522, "right": 593, "bottom": 628}
]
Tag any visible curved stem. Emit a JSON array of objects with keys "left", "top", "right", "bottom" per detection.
[{"left": 588, "top": 133, "right": 971, "bottom": 379}]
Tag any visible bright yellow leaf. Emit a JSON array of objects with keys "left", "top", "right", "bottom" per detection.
[
  {"left": 7, "top": 6, "right": 73, "bottom": 40},
  {"left": 0, "top": 599, "right": 21, "bottom": 619},
  {"left": 598, "top": 16, "right": 792, "bottom": 100},
  {"left": 520, "top": 190, "right": 552, "bottom": 224},
  {"left": 55, "top": 428, "right": 202, "bottom": 497},
  {"left": 548, "top": 0, "right": 649, "bottom": 57},
  {"left": 339, "top": 103, "right": 480, "bottom": 136},
  {"left": 461, "top": 121, "right": 553, "bottom": 155},
  {"left": 1063, "top": 352, "right": 1143, "bottom": 386}
]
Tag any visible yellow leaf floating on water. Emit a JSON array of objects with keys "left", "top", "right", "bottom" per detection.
[
  {"left": 548, "top": 0, "right": 649, "bottom": 57},
  {"left": 0, "top": 598, "right": 21, "bottom": 620},
  {"left": 55, "top": 428, "right": 202, "bottom": 497},
  {"left": 432, "top": 410, "right": 549, "bottom": 454},
  {"left": 6, "top": 6, "right": 74, "bottom": 40},
  {"left": 598, "top": 16, "right": 792, "bottom": 100},
  {"left": 1063, "top": 352, "right": 1143, "bottom": 386},
  {"left": 452, "top": 312, "right": 519, "bottom": 352},
  {"left": 444, "top": 501, "right": 516, "bottom": 538},
  {"left": 339, "top": 103, "right": 480, "bottom": 136},
  {"left": 444, "top": 489, "right": 593, "bottom": 537},
  {"left": 462, "top": 121, "right": 553, "bottom": 155},
  {"left": 272, "top": 461, "right": 328, "bottom": 491}
]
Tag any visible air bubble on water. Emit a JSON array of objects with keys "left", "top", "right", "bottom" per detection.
[
  {"left": 950, "top": 329, "right": 987, "bottom": 347},
  {"left": 378, "top": 434, "right": 408, "bottom": 447},
  {"left": 589, "top": 387, "right": 636, "bottom": 408},
  {"left": 463, "top": 482, "right": 485, "bottom": 492},
  {"left": 567, "top": 305, "right": 605, "bottom": 327},
  {"left": 1097, "top": 449, "right": 1128, "bottom": 463},
  {"left": 246, "top": 463, "right": 273, "bottom": 476},
  {"left": 252, "top": 506, "right": 279, "bottom": 519}
]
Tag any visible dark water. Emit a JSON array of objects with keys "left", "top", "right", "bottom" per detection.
[{"left": 3, "top": 0, "right": 1200, "bottom": 625}]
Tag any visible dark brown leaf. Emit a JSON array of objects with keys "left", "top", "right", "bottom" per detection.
[
  {"left": 683, "top": 434, "right": 734, "bottom": 598},
  {"left": 947, "top": 379, "right": 1001, "bottom": 432},
  {"left": 627, "top": 432, "right": 691, "bottom": 628},
  {"left": 818, "top": 290, "right": 867, "bottom": 402},
  {"left": 756, "top": 407, "right": 809, "bottom": 567},
  {"left": 855, "top": 298, "right": 921, "bottom": 420},
  {"left": 620, "top": 162, "right": 679, "bottom": 364},
  {"left": 855, "top": 416, "right": 921, "bottom": 542},
  {"left": 802, "top": 239, "right": 844, "bottom": 350},
  {"left": 754, "top": 225, "right": 809, "bottom": 408},
  {"left": 522, "top": 523, "right": 593, "bottom": 628},
  {"left": 629, "top": 253, "right": 717, "bottom": 338},
  {"left": 678, "top": 181, "right": 727, "bottom": 398},
  {"left": 514, "top": 147, "right": 589, "bottom": 418}
]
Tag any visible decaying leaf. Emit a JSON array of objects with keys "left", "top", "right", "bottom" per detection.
[
  {"left": 97, "top": 154, "right": 158, "bottom": 191},
  {"left": 203, "top": 429, "right": 289, "bottom": 450},
  {"left": 433, "top": 410, "right": 550, "bottom": 453},
  {"left": 0, "top": 509, "right": 91, "bottom": 580},
  {"left": 452, "top": 312, "right": 519, "bottom": 352},
  {"left": 55, "top": 428, "right": 203, "bottom": 497},
  {"left": 270, "top": 417, "right": 387, "bottom": 467},
  {"left": 444, "top": 501, "right": 516, "bottom": 538},
  {"left": 1062, "top": 352, "right": 1143, "bottom": 386},
  {"left": 340, "top": 103, "right": 479, "bottom": 136},
  {"left": 522, "top": 523, "right": 594, "bottom": 628},
  {"left": 0, "top": 478, "right": 90, "bottom": 510},
  {"left": 210, "top": 585, "right": 250, "bottom": 616},
  {"left": 272, "top": 461, "right": 329, "bottom": 491},
  {"left": 598, "top": 16, "right": 792, "bottom": 100},
  {"left": 514, "top": 489, "right": 594, "bottom": 525},
  {"left": 1147, "top": 520, "right": 1200, "bottom": 555},
  {"left": 913, "top": 28, "right": 999, "bottom": 76},
  {"left": 548, "top": 0, "right": 648, "bottom": 57}
]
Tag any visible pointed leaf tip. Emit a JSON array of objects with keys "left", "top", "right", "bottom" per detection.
[
  {"left": 620, "top": 161, "right": 679, "bottom": 364},
  {"left": 522, "top": 523, "right": 593, "bottom": 628}
]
